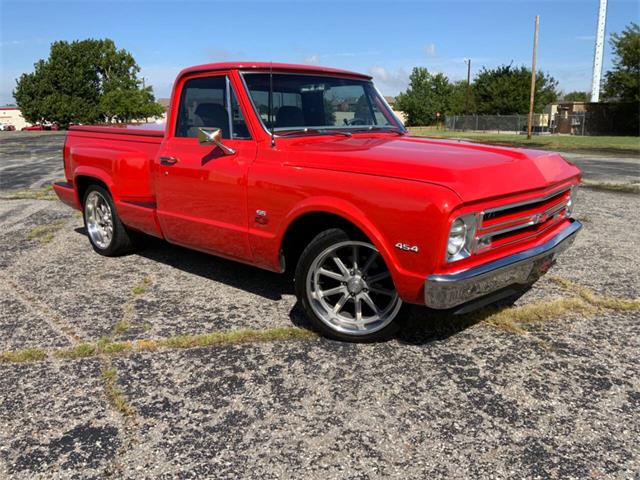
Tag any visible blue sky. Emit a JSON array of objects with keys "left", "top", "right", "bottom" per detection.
[{"left": 1, "top": 0, "right": 638, "bottom": 105}]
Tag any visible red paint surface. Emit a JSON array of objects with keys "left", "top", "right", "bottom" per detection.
[{"left": 58, "top": 63, "right": 581, "bottom": 305}]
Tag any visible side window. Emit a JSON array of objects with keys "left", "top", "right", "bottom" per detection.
[
  {"left": 230, "top": 87, "right": 251, "bottom": 139},
  {"left": 175, "top": 76, "right": 251, "bottom": 139}
]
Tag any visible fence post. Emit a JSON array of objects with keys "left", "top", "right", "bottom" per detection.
[{"left": 475, "top": 114, "right": 479, "bottom": 131}]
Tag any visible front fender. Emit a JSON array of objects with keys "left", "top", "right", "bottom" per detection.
[
  {"left": 279, "top": 196, "right": 405, "bottom": 280},
  {"left": 274, "top": 182, "right": 458, "bottom": 304},
  {"left": 247, "top": 160, "right": 462, "bottom": 303}
]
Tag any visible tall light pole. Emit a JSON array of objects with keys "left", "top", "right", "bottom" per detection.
[
  {"left": 590, "top": 0, "right": 608, "bottom": 102},
  {"left": 527, "top": 16, "right": 540, "bottom": 140}
]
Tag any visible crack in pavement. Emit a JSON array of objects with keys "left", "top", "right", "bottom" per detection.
[
  {"left": 100, "top": 359, "right": 139, "bottom": 478},
  {"left": 1, "top": 273, "right": 87, "bottom": 344}
]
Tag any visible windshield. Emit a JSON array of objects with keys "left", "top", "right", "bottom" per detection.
[{"left": 242, "top": 73, "right": 403, "bottom": 133}]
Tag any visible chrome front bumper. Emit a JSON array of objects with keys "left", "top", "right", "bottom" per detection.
[{"left": 424, "top": 219, "right": 582, "bottom": 310}]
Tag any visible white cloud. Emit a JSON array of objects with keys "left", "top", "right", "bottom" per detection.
[
  {"left": 367, "top": 66, "right": 410, "bottom": 95},
  {"left": 0, "top": 37, "right": 49, "bottom": 48},
  {"left": 302, "top": 51, "right": 381, "bottom": 65},
  {"left": 0, "top": 40, "right": 24, "bottom": 47},
  {"left": 304, "top": 54, "right": 321, "bottom": 65},
  {"left": 424, "top": 43, "right": 436, "bottom": 56}
]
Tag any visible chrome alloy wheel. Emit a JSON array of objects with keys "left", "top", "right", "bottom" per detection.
[
  {"left": 85, "top": 190, "right": 114, "bottom": 249},
  {"left": 306, "top": 241, "right": 402, "bottom": 335}
]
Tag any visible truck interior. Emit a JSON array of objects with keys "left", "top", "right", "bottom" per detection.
[
  {"left": 175, "top": 75, "right": 251, "bottom": 140},
  {"left": 242, "top": 73, "right": 396, "bottom": 131}
]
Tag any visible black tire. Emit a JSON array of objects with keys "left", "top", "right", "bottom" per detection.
[
  {"left": 83, "top": 185, "right": 135, "bottom": 257},
  {"left": 294, "top": 228, "right": 405, "bottom": 342}
]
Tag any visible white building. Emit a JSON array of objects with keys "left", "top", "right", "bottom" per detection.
[{"left": 0, "top": 106, "right": 30, "bottom": 130}]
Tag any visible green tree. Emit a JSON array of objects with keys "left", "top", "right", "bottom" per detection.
[
  {"left": 603, "top": 22, "right": 640, "bottom": 102},
  {"left": 473, "top": 64, "right": 558, "bottom": 114},
  {"left": 13, "top": 39, "right": 162, "bottom": 127},
  {"left": 395, "top": 67, "right": 453, "bottom": 125},
  {"left": 447, "top": 80, "right": 475, "bottom": 115},
  {"left": 99, "top": 87, "right": 164, "bottom": 123},
  {"left": 563, "top": 91, "right": 589, "bottom": 102}
]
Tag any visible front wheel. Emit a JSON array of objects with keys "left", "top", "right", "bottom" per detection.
[{"left": 295, "top": 228, "right": 404, "bottom": 342}]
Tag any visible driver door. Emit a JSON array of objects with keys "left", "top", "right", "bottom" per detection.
[{"left": 155, "top": 73, "right": 257, "bottom": 261}]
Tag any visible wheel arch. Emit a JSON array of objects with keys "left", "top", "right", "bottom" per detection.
[
  {"left": 278, "top": 200, "right": 402, "bottom": 282},
  {"left": 74, "top": 169, "right": 116, "bottom": 206}
]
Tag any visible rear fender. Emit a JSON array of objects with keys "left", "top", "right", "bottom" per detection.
[{"left": 73, "top": 166, "right": 118, "bottom": 202}]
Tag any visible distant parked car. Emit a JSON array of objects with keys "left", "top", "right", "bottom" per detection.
[
  {"left": 0, "top": 123, "right": 16, "bottom": 131},
  {"left": 21, "top": 122, "right": 58, "bottom": 131}
]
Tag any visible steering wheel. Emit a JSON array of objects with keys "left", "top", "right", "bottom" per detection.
[{"left": 344, "top": 118, "right": 368, "bottom": 126}]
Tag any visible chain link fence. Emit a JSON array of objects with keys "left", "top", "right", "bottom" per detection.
[
  {"left": 446, "top": 109, "right": 638, "bottom": 136},
  {"left": 445, "top": 114, "right": 544, "bottom": 134}
]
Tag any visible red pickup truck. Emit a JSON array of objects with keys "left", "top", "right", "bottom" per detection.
[{"left": 53, "top": 62, "right": 582, "bottom": 341}]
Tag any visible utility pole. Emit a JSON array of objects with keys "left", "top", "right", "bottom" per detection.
[
  {"left": 141, "top": 77, "right": 148, "bottom": 123},
  {"left": 464, "top": 59, "right": 471, "bottom": 115},
  {"left": 590, "top": 0, "right": 608, "bottom": 102},
  {"left": 527, "top": 15, "right": 540, "bottom": 140}
]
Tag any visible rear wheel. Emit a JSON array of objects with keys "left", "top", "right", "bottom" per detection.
[
  {"left": 295, "top": 228, "right": 404, "bottom": 342},
  {"left": 83, "top": 185, "right": 135, "bottom": 256}
]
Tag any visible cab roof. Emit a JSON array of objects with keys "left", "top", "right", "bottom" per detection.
[{"left": 176, "top": 62, "right": 372, "bottom": 81}]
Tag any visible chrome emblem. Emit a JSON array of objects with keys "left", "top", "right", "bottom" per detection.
[
  {"left": 532, "top": 212, "right": 550, "bottom": 225},
  {"left": 395, "top": 242, "right": 419, "bottom": 253}
]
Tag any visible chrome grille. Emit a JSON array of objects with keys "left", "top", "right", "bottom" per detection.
[{"left": 474, "top": 187, "right": 572, "bottom": 254}]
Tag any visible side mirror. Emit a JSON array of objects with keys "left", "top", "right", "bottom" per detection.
[{"left": 197, "top": 127, "right": 236, "bottom": 155}]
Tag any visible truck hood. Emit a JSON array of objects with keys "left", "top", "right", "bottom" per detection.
[{"left": 283, "top": 135, "right": 581, "bottom": 203}]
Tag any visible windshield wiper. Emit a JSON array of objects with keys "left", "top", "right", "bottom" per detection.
[
  {"left": 350, "top": 125, "right": 406, "bottom": 135},
  {"left": 277, "top": 128, "right": 352, "bottom": 138}
]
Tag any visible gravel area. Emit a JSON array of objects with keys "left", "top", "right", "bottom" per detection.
[{"left": 0, "top": 132, "right": 638, "bottom": 478}]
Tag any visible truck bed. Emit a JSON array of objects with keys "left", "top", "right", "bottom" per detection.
[
  {"left": 69, "top": 123, "right": 165, "bottom": 137},
  {"left": 61, "top": 124, "right": 166, "bottom": 238}
]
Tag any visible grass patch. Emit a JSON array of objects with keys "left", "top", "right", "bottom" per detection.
[
  {"left": 478, "top": 277, "right": 639, "bottom": 334},
  {"left": 102, "top": 366, "right": 135, "bottom": 417},
  {"left": 3, "top": 185, "right": 59, "bottom": 201},
  {"left": 26, "top": 220, "right": 66, "bottom": 244},
  {"left": 97, "top": 336, "right": 132, "bottom": 354},
  {"left": 550, "top": 277, "right": 640, "bottom": 311},
  {"left": 581, "top": 180, "right": 640, "bottom": 195},
  {"left": 132, "top": 277, "right": 152, "bottom": 295},
  {"left": 0, "top": 348, "right": 46, "bottom": 363},
  {"left": 112, "top": 319, "right": 131, "bottom": 336},
  {"left": 480, "top": 297, "right": 596, "bottom": 334},
  {"left": 136, "top": 339, "right": 158, "bottom": 351},
  {"left": 159, "top": 327, "right": 316, "bottom": 349},
  {"left": 0, "top": 326, "right": 317, "bottom": 364},
  {"left": 54, "top": 343, "right": 96, "bottom": 360},
  {"left": 409, "top": 127, "right": 640, "bottom": 154}
]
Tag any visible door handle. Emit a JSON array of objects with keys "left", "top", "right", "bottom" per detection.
[{"left": 160, "top": 156, "right": 179, "bottom": 166}]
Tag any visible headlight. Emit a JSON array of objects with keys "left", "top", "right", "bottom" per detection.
[
  {"left": 566, "top": 186, "right": 578, "bottom": 217},
  {"left": 447, "top": 218, "right": 467, "bottom": 257},
  {"left": 446, "top": 214, "right": 477, "bottom": 262}
]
